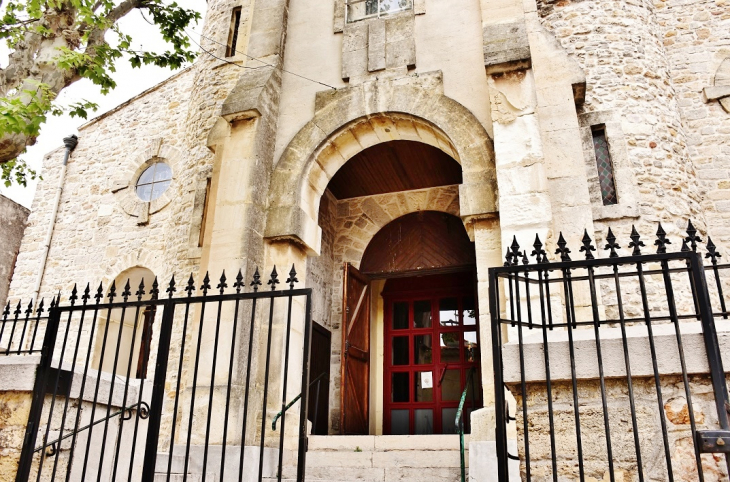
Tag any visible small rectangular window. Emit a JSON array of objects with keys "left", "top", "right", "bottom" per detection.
[
  {"left": 347, "top": 0, "right": 413, "bottom": 23},
  {"left": 226, "top": 7, "right": 242, "bottom": 58},
  {"left": 592, "top": 126, "right": 618, "bottom": 206},
  {"left": 198, "top": 178, "right": 212, "bottom": 247}
]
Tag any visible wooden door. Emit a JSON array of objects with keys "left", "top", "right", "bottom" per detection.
[
  {"left": 308, "top": 322, "right": 331, "bottom": 435},
  {"left": 341, "top": 263, "right": 371, "bottom": 435}
]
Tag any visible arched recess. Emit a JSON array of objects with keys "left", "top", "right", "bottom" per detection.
[
  {"left": 265, "top": 74, "right": 497, "bottom": 254},
  {"left": 360, "top": 211, "right": 476, "bottom": 278},
  {"left": 92, "top": 266, "right": 157, "bottom": 379}
]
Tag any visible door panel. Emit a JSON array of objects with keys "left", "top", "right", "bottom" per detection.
[
  {"left": 309, "top": 322, "right": 331, "bottom": 435},
  {"left": 341, "top": 263, "right": 370, "bottom": 435},
  {"left": 383, "top": 274, "right": 481, "bottom": 435}
]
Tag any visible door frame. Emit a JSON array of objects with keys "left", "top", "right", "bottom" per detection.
[{"left": 382, "top": 275, "right": 482, "bottom": 435}]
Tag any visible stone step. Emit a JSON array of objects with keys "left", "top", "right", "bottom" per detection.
[
  {"left": 305, "top": 449, "right": 466, "bottom": 468},
  {"left": 306, "top": 435, "right": 469, "bottom": 453},
  {"left": 278, "top": 466, "right": 466, "bottom": 481}
]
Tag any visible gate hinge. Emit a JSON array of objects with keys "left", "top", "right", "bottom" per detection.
[{"left": 696, "top": 430, "right": 730, "bottom": 453}]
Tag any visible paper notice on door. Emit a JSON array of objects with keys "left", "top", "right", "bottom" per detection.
[{"left": 421, "top": 371, "right": 433, "bottom": 389}]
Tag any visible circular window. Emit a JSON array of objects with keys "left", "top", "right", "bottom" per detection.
[{"left": 136, "top": 163, "right": 172, "bottom": 202}]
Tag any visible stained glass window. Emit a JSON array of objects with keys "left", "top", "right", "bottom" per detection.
[{"left": 592, "top": 127, "right": 618, "bottom": 206}]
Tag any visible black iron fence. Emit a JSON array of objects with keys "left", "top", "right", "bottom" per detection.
[
  {"left": 4, "top": 266, "right": 312, "bottom": 482},
  {"left": 490, "top": 222, "right": 730, "bottom": 482}
]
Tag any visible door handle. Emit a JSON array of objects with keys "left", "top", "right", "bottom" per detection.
[{"left": 438, "top": 364, "right": 449, "bottom": 387}]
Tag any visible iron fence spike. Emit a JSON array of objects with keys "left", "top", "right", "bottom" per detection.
[
  {"left": 252, "top": 267, "right": 262, "bottom": 292},
  {"left": 628, "top": 225, "right": 645, "bottom": 256},
  {"left": 556, "top": 232, "right": 572, "bottom": 261},
  {"left": 654, "top": 222, "right": 672, "bottom": 254},
  {"left": 69, "top": 284, "right": 78, "bottom": 305},
  {"left": 234, "top": 269, "right": 245, "bottom": 293},
  {"left": 136, "top": 278, "right": 146, "bottom": 301},
  {"left": 122, "top": 279, "right": 132, "bottom": 301},
  {"left": 82, "top": 283, "right": 91, "bottom": 304},
  {"left": 287, "top": 264, "right": 299, "bottom": 289},
  {"left": 604, "top": 227, "right": 620, "bottom": 258},
  {"left": 531, "top": 234, "right": 548, "bottom": 264},
  {"left": 580, "top": 229, "right": 596, "bottom": 260},
  {"left": 151, "top": 277, "right": 160, "bottom": 300},
  {"left": 685, "top": 219, "right": 702, "bottom": 252},
  {"left": 706, "top": 236, "right": 721, "bottom": 262},
  {"left": 268, "top": 266, "right": 280, "bottom": 290},
  {"left": 201, "top": 272, "right": 211, "bottom": 294},
  {"left": 218, "top": 270, "right": 228, "bottom": 295}
]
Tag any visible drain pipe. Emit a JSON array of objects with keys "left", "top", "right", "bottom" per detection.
[{"left": 31, "top": 134, "right": 78, "bottom": 306}]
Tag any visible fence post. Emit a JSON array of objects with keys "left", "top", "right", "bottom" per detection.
[
  {"left": 15, "top": 303, "right": 61, "bottom": 482},
  {"left": 689, "top": 253, "right": 730, "bottom": 431},
  {"left": 140, "top": 300, "right": 176, "bottom": 482},
  {"left": 296, "top": 293, "right": 313, "bottom": 482},
  {"left": 489, "top": 269, "right": 509, "bottom": 481}
]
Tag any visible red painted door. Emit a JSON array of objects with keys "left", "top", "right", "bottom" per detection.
[{"left": 383, "top": 275, "right": 481, "bottom": 435}]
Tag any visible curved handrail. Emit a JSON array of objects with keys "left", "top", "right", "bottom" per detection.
[
  {"left": 455, "top": 367, "right": 476, "bottom": 482},
  {"left": 272, "top": 372, "right": 327, "bottom": 431}
]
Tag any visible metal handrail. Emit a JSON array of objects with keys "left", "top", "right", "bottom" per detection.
[
  {"left": 34, "top": 401, "right": 149, "bottom": 454},
  {"left": 272, "top": 372, "right": 326, "bottom": 431},
  {"left": 455, "top": 367, "right": 476, "bottom": 482}
]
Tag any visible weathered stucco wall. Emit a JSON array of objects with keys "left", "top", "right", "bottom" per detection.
[{"left": 0, "top": 195, "right": 29, "bottom": 308}]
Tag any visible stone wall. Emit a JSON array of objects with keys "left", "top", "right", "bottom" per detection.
[
  {"left": 0, "top": 391, "right": 32, "bottom": 481},
  {"left": 0, "top": 195, "right": 29, "bottom": 308},
  {"left": 8, "top": 68, "right": 197, "bottom": 303},
  {"left": 509, "top": 375, "right": 729, "bottom": 481},
  {"left": 536, "top": 0, "right": 704, "bottom": 246},
  {"left": 653, "top": 0, "right": 730, "bottom": 249}
]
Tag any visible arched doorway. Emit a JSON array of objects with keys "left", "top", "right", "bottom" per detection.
[
  {"left": 266, "top": 104, "right": 504, "bottom": 437},
  {"left": 92, "top": 266, "right": 157, "bottom": 379},
  {"left": 341, "top": 211, "right": 481, "bottom": 435}
]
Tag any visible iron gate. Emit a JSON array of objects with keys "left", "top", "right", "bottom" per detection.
[
  {"left": 5, "top": 266, "right": 312, "bottom": 482},
  {"left": 491, "top": 223, "right": 730, "bottom": 481}
]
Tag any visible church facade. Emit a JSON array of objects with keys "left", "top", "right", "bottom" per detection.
[{"left": 4, "top": 0, "right": 730, "bottom": 480}]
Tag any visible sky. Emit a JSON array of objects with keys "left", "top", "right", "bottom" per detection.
[{"left": 0, "top": 0, "right": 206, "bottom": 208}]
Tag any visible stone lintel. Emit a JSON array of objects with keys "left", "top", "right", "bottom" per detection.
[
  {"left": 220, "top": 67, "right": 276, "bottom": 121},
  {"left": 483, "top": 21, "right": 531, "bottom": 74},
  {"left": 503, "top": 324, "right": 730, "bottom": 384}
]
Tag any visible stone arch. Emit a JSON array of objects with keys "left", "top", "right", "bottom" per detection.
[
  {"left": 333, "top": 185, "right": 461, "bottom": 268},
  {"left": 100, "top": 251, "right": 170, "bottom": 291},
  {"left": 266, "top": 73, "right": 497, "bottom": 253}
]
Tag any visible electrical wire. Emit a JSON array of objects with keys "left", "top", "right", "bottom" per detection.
[{"left": 187, "top": 28, "right": 337, "bottom": 90}]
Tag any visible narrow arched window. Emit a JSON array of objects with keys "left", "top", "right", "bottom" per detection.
[{"left": 226, "top": 7, "right": 242, "bottom": 57}]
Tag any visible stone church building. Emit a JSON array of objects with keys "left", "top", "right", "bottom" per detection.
[{"left": 4, "top": 0, "right": 730, "bottom": 480}]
